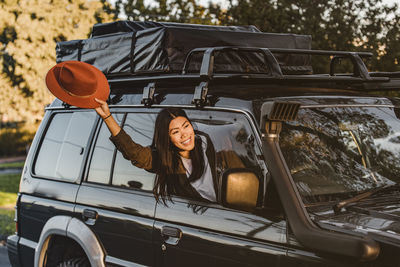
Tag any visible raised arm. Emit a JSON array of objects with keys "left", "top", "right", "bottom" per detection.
[
  {"left": 94, "top": 98, "right": 121, "bottom": 136},
  {"left": 93, "top": 98, "right": 153, "bottom": 170}
]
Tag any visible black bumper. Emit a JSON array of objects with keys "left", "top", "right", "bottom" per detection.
[{"left": 7, "top": 235, "right": 21, "bottom": 267}]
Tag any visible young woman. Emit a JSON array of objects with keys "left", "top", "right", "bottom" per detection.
[{"left": 94, "top": 98, "right": 243, "bottom": 204}]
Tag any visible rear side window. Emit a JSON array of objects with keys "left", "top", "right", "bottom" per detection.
[
  {"left": 34, "top": 111, "right": 97, "bottom": 182},
  {"left": 87, "top": 113, "right": 125, "bottom": 184},
  {"left": 112, "top": 113, "right": 156, "bottom": 190},
  {"left": 87, "top": 112, "right": 156, "bottom": 191}
]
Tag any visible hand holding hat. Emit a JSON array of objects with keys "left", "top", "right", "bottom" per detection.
[
  {"left": 94, "top": 98, "right": 111, "bottom": 119},
  {"left": 45, "top": 61, "right": 110, "bottom": 109}
]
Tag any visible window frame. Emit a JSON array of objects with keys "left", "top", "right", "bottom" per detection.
[
  {"left": 84, "top": 110, "right": 158, "bottom": 193},
  {"left": 85, "top": 112, "right": 126, "bottom": 186},
  {"left": 83, "top": 106, "right": 274, "bottom": 212},
  {"left": 31, "top": 110, "right": 99, "bottom": 183}
]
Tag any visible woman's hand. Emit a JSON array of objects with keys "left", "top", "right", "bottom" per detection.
[
  {"left": 94, "top": 98, "right": 110, "bottom": 119},
  {"left": 94, "top": 98, "right": 121, "bottom": 136}
]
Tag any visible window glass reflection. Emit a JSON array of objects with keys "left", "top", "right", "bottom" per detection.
[
  {"left": 110, "top": 111, "right": 264, "bottom": 193},
  {"left": 280, "top": 106, "right": 400, "bottom": 203},
  {"left": 187, "top": 110, "right": 264, "bottom": 183},
  {"left": 35, "top": 112, "right": 96, "bottom": 182},
  {"left": 112, "top": 113, "right": 156, "bottom": 190},
  {"left": 88, "top": 113, "right": 125, "bottom": 184}
]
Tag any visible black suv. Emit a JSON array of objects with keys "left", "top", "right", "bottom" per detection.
[{"left": 7, "top": 21, "right": 400, "bottom": 267}]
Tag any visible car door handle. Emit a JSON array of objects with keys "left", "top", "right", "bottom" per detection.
[
  {"left": 161, "top": 226, "right": 182, "bottom": 245},
  {"left": 82, "top": 209, "right": 98, "bottom": 225}
]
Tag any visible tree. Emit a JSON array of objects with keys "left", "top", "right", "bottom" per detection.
[
  {"left": 211, "top": 0, "right": 400, "bottom": 72},
  {"left": 0, "top": 0, "right": 113, "bottom": 126},
  {"left": 110, "top": 0, "right": 400, "bottom": 72},
  {"left": 359, "top": 0, "right": 400, "bottom": 71},
  {"left": 111, "top": 0, "right": 215, "bottom": 24}
]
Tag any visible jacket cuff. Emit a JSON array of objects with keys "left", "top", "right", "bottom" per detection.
[{"left": 109, "top": 128, "right": 127, "bottom": 148}]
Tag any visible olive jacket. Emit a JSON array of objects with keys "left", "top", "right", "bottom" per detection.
[{"left": 110, "top": 129, "right": 244, "bottom": 202}]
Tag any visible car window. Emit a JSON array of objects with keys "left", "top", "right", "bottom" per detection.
[
  {"left": 88, "top": 109, "right": 264, "bottom": 201},
  {"left": 187, "top": 110, "right": 265, "bottom": 183},
  {"left": 280, "top": 106, "right": 400, "bottom": 204},
  {"left": 184, "top": 109, "right": 266, "bottom": 209},
  {"left": 87, "top": 113, "right": 125, "bottom": 184},
  {"left": 87, "top": 112, "right": 156, "bottom": 191},
  {"left": 34, "top": 111, "right": 96, "bottom": 182},
  {"left": 112, "top": 113, "right": 156, "bottom": 191}
]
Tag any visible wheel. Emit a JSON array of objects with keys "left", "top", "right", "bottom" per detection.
[{"left": 56, "top": 257, "right": 90, "bottom": 267}]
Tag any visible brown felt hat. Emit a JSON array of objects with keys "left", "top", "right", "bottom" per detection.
[{"left": 45, "top": 61, "right": 109, "bottom": 109}]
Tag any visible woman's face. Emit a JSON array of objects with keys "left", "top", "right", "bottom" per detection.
[{"left": 169, "top": 116, "right": 195, "bottom": 157}]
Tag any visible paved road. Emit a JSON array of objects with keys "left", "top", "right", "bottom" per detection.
[{"left": 0, "top": 245, "right": 11, "bottom": 267}]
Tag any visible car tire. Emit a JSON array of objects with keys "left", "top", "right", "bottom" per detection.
[{"left": 56, "top": 257, "right": 90, "bottom": 267}]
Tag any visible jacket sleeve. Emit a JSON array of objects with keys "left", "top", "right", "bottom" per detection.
[{"left": 109, "top": 129, "right": 153, "bottom": 170}]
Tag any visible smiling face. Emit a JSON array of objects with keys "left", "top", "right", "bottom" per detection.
[{"left": 169, "top": 116, "right": 195, "bottom": 158}]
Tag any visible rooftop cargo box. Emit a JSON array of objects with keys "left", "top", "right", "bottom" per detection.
[{"left": 56, "top": 21, "right": 312, "bottom": 76}]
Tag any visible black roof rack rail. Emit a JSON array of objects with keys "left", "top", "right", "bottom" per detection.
[
  {"left": 369, "top": 72, "right": 400, "bottom": 78},
  {"left": 268, "top": 48, "right": 372, "bottom": 57},
  {"left": 108, "top": 46, "right": 399, "bottom": 93},
  {"left": 182, "top": 46, "right": 283, "bottom": 80},
  {"left": 266, "top": 48, "right": 375, "bottom": 81},
  {"left": 182, "top": 46, "right": 377, "bottom": 82}
]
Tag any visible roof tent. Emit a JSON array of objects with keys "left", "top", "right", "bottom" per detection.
[{"left": 56, "top": 21, "right": 312, "bottom": 76}]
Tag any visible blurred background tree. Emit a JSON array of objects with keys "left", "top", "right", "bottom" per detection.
[
  {"left": 215, "top": 0, "right": 400, "bottom": 73},
  {"left": 107, "top": 0, "right": 400, "bottom": 72},
  {"left": 109, "top": 0, "right": 214, "bottom": 23},
  {"left": 0, "top": 0, "right": 113, "bottom": 156},
  {"left": 0, "top": 0, "right": 399, "bottom": 156}
]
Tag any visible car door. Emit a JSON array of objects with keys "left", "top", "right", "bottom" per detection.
[
  {"left": 19, "top": 110, "right": 97, "bottom": 266},
  {"left": 153, "top": 109, "right": 287, "bottom": 267},
  {"left": 153, "top": 198, "right": 287, "bottom": 267},
  {"left": 75, "top": 111, "right": 158, "bottom": 266}
]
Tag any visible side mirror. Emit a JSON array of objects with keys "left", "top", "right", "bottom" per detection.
[{"left": 221, "top": 168, "right": 260, "bottom": 212}]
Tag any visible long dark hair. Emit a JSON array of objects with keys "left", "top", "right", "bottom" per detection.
[{"left": 152, "top": 108, "right": 205, "bottom": 203}]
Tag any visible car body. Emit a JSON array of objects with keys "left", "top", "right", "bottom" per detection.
[{"left": 7, "top": 22, "right": 400, "bottom": 267}]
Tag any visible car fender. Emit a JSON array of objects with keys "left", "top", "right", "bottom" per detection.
[{"left": 34, "top": 215, "right": 106, "bottom": 267}]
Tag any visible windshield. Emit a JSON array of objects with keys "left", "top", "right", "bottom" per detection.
[{"left": 280, "top": 105, "right": 400, "bottom": 204}]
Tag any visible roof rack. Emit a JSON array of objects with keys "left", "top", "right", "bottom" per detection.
[
  {"left": 182, "top": 47, "right": 283, "bottom": 79},
  {"left": 108, "top": 46, "right": 400, "bottom": 94},
  {"left": 183, "top": 47, "right": 377, "bottom": 81}
]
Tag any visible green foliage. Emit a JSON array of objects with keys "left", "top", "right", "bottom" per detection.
[
  {"left": 0, "top": 166, "right": 21, "bottom": 238},
  {"left": 0, "top": 0, "right": 113, "bottom": 126},
  {"left": 0, "top": 171, "right": 20, "bottom": 239},
  {"left": 107, "top": 0, "right": 400, "bottom": 73},
  {"left": 0, "top": 173, "right": 21, "bottom": 194},
  {"left": 0, "top": 25, "right": 17, "bottom": 44},
  {"left": 0, "top": 209, "right": 15, "bottom": 238},
  {"left": 0, "top": 161, "right": 24, "bottom": 169},
  {"left": 0, "top": 192, "right": 17, "bottom": 207},
  {"left": 0, "top": 127, "right": 33, "bottom": 157},
  {"left": 211, "top": 0, "right": 400, "bottom": 72},
  {"left": 113, "top": 0, "right": 215, "bottom": 24}
]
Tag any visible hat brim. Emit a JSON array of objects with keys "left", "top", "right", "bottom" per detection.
[{"left": 45, "top": 61, "right": 110, "bottom": 109}]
